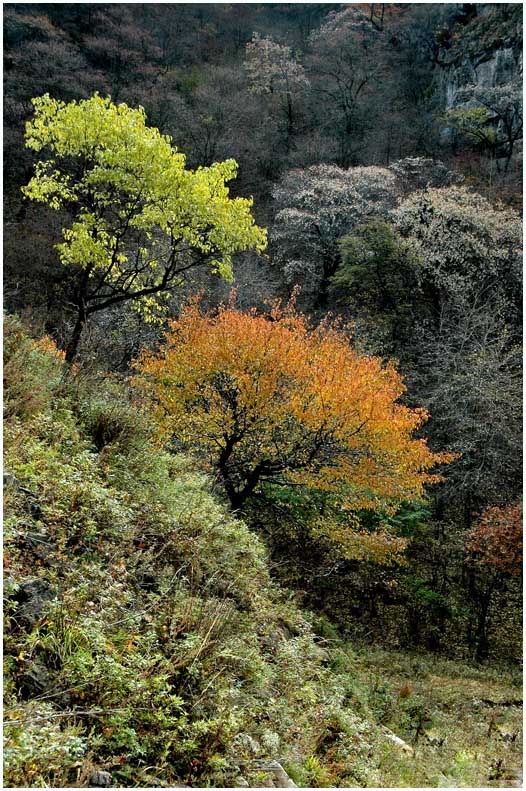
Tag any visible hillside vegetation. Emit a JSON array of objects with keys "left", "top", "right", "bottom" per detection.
[{"left": 3, "top": 318, "right": 522, "bottom": 788}]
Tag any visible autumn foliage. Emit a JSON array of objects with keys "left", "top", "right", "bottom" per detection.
[
  {"left": 135, "top": 295, "right": 452, "bottom": 516},
  {"left": 466, "top": 503, "right": 523, "bottom": 577}
]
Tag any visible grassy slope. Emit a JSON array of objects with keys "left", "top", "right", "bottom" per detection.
[
  {"left": 3, "top": 317, "right": 522, "bottom": 788},
  {"left": 341, "top": 648, "right": 522, "bottom": 788}
]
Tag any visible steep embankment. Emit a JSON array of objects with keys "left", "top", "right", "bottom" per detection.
[
  {"left": 4, "top": 316, "right": 358, "bottom": 787},
  {"left": 3, "top": 317, "right": 522, "bottom": 788}
]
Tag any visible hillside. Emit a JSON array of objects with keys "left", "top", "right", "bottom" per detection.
[{"left": 3, "top": 319, "right": 522, "bottom": 788}]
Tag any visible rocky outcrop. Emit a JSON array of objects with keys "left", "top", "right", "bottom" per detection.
[
  {"left": 438, "top": 4, "right": 522, "bottom": 74},
  {"left": 442, "top": 46, "right": 520, "bottom": 111},
  {"left": 14, "top": 579, "right": 56, "bottom": 628},
  {"left": 18, "top": 658, "right": 52, "bottom": 699},
  {"left": 439, "top": 7, "right": 521, "bottom": 91},
  {"left": 248, "top": 760, "right": 297, "bottom": 788},
  {"left": 435, "top": 5, "right": 522, "bottom": 155}
]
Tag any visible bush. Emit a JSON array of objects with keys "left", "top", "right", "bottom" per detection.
[{"left": 4, "top": 314, "right": 65, "bottom": 419}]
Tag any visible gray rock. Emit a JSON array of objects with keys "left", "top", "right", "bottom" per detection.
[
  {"left": 26, "top": 533, "right": 54, "bottom": 559},
  {"left": 3, "top": 472, "right": 20, "bottom": 489},
  {"left": 89, "top": 770, "right": 112, "bottom": 787},
  {"left": 16, "top": 524, "right": 55, "bottom": 560},
  {"left": 16, "top": 579, "right": 55, "bottom": 627},
  {"left": 250, "top": 760, "right": 297, "bottom": 788},
  {"left": 19, "top": 658, "right": 51, "bottom": 698},
  {"left": 381, "top": 726, "right": 414, "bottom": 754},
  {"left": 271, "top": 763, "right": 297, "bottom": 789}
]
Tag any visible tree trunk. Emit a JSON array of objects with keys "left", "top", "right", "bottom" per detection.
[
  {"left": 226, "top": 467, "right": 264, "bottom": 512},
  {"left": 475, "top": 596, "right": 491, "bottom": 661},
  {"left": 285, "top": 92, "right": 294, "bottom": 153},
  {"left": 473, "top": 578, "right": 496, "bottom": 662},
  {"left": 65, "top": 303, "right": 87, "bottom": 364}
]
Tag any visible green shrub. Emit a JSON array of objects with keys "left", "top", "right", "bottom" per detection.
[
  {"left": 3, "top": 704, "right": 86, "bottom": 787},
  {"left": 3, "top": 314, "right": 65, "bottom": 419}
]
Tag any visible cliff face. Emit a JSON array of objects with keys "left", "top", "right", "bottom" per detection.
[
  {"left": 437, "top": 5, "right": 522, "bottom": 103},
  {"left": 435, "top": 5, "right": 522, "bottom": 154},
  {"left": 442, "top": 44, "right": 520, "bottom": 110}
]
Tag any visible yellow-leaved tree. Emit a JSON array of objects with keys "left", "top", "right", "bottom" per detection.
[
  {"left": 22, "top": 94, "right": 267, "bottom": 361},
  {"left": 135, "top": 295, "right": 453, "bottom": 556}
]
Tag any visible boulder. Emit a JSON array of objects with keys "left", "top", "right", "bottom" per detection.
[
  {"left": 89, "top": 770, "right": 112, "bottom": 787},
  {"left": 250, "top": 760, "right": 297, "bottom": 788},
  {"left": 19, "top": 658, "right": 52, "bottom": 698},
  {"left": 15, "top": 579, "right": 55, "bottom": 628}
]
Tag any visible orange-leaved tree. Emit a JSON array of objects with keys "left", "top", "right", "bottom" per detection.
[
  {"left": 466, "top": 503, "right": 522, "bottom": 577},
  {"left": 135, "top": 295, "right": 452, "bottom": 516},
  {"left": 464, "top": 502, "right": 522, "bottom": 660}
]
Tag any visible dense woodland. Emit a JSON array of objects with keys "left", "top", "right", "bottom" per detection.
[{"left": 3, "top": 3, "right": 523, "bottom": 788}]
